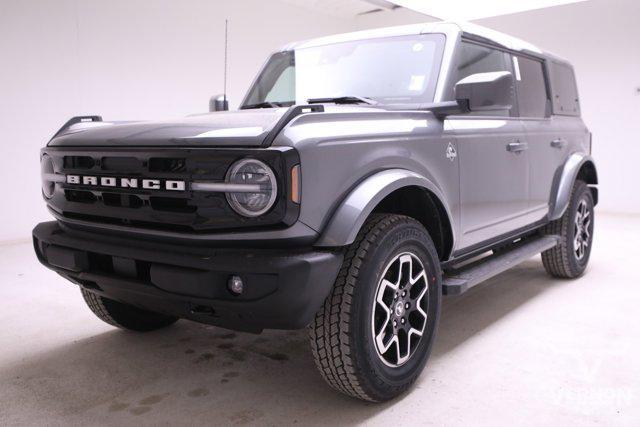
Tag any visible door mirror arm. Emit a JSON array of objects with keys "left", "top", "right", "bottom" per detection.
[{"left": 420, "top": 100, "right": 469, "bottom": 119}]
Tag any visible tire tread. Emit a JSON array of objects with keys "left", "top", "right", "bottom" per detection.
[
  {"left": 541, "top": 180, "right": 591, "bottom": 278},
  {"left": 81, "top": 288, "right": 124, "bottom": 328},
  {"left": 308, "top": 214, "right": 417, "bottom": 401},
  {"left": 80, "top": 288, "right": 178, "bottom": 332}
]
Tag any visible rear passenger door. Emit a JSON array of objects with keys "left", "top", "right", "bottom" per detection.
[
  {"left": 513, "top": 55, "right": 570, "bottom": 218},
  {"left": 448, "top": 41, "right": 530, "bottom": 251}
]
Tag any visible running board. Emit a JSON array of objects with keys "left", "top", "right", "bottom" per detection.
[{"left": 442, "top": 235, "right": 560, "bottom": 296}]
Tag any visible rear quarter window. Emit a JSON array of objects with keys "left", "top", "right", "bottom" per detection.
[{"left": 550, "top": 61, "right": 580, "bottom": 116}]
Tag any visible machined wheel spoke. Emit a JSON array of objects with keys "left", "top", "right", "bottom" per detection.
[
  {"left": 410, "top": 268, "right": 427, "bottom": 285},
  {"left": 397, "top": 340, "right": 410, "bottom": 365},
  {"left": 377, "top": 332, "right": 398, "bottom": 354},
  {"left": 377, "top": 279, "right": 398, "bottom": 306},
  {"left": 374, "top": 306, "right": 392, "bottom": 340},
  {"left": 408, "top": 327, "right": 423, "bottom": 339},
  {"left": 414, "top": 286, "right": 428, "bottom": 319},
  {"left": 374, "top": 279, "right": 396, "bottom": 351},
  {"left": 399, "top": 253, "right": 413, "bottom": 277}
]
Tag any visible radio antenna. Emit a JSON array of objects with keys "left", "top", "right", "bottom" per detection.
[{"left": 223, "top": 19, "right": 228, "bottom": 107}]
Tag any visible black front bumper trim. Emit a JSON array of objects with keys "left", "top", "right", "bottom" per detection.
[{"left": 33, "top": 221, "right": 343, "bottom": 333}]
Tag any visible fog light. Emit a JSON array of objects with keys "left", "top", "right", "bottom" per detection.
[{"left": 228, "top": 275, "right": 244, "bottom": 295}]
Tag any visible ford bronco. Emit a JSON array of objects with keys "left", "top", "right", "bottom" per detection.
[{"left": 33, "top": 22, "right": 597, "bottom": 401}]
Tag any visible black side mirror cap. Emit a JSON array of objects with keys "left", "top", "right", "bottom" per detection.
[
  {"left": 419, "top": 72, "right": 514, "bottom": 119},
  {"left": 209, "top": 94, "right": 229, "bottom": 112},
  {"left": 454, "top": 71, "right": 514, "bottom": 113}
]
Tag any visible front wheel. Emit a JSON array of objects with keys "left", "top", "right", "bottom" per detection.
[
  {"left": 81, "top": 289, "right": 179, "bottom": 332},
  {"left": 309, "top": 214, "right": 442, "bottom": 402}
]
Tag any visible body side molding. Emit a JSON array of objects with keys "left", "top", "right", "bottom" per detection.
[
  {"left": 314, "top": 169, "right": 455, "bottom": 248},
  {"left": 549, "top": 153, "right": 598, "bottom": 221}
]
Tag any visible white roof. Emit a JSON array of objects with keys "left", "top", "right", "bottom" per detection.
[{"left": 281, "top": 21, "right": 544, "bottom": 56}]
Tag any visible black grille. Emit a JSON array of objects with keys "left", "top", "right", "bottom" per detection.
[
  {"left": 65, "top": 189, "right": 96, "bottom": 203},
  {"left": 149, "top": 157, "right": 186, "bottom": 173},
  {"left": 44, "top": 147, "right": 299, "bottom": 233},
  {"left": 64, "top": 156, "right": 94, "bottom": 169},
  {"left": 101, "top": 156, "right": 141, "bottom": 171},
  {"left": 103, "top": 193, "right": 144, "bottom": 209}
]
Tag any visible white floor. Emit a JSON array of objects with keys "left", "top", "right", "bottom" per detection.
[{"left": 1, "top": 213, "right": 639, "bottom": 426}]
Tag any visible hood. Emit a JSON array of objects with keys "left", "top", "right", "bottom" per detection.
[{"left": 48, "top": 109, "right": 290, "bottom": 147}]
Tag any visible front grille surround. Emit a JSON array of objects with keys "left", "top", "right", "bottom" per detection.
[{"left": 42, "top": 146, "right": 300, "bottom": 233}]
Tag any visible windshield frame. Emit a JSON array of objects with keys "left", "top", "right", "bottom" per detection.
[{"left": 241, "top": 33, "right": 447, "bottom": 109}]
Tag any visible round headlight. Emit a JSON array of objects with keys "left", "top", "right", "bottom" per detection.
[
  {"left": 41, "top": 154, "right": 55, "bottom": 198},
  {"left": 225, "top": 159, "right": 277, "bottom": 217}
]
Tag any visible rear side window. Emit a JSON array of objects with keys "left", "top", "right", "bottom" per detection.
[
  {"left": 513, "top": 56, "right": 548, "bottom": 118},
  {"left": 455, "top": 42, "right": 515, "bottom": 117},
  {"left": 550, "top": 62, "right": 580, "bottom": 116}
]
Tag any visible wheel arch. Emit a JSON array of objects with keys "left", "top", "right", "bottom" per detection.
[
  {"left": 314, "top": 169, "right": 455, "bottom": 260},
  {"left": 549, "top": 153, "right": 598, "bottom": 221}
]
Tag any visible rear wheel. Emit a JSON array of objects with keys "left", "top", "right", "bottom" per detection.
[
  {"left": 81, "top": 289, "right": 179, "bottom": 332},
  {"left": 542, "top": 180, "right": 594, "bottom": 278},
  {"left": 309, "top": 214, "right": 441, "bottom": 402}
]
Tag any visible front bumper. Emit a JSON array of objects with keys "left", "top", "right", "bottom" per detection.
[{"left": 33, "top": 221, "right": 343, "bottom": 332}]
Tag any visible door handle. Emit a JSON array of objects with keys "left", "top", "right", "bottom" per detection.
[
  {"left": 506, "top": 141, "right": 528, "bottom": 153},
  {"left": 550, "top": 138, "right": 567, "bottom": 149}
]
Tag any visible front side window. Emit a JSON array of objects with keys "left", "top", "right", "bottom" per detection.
[
  {"left": 265, "top": 64, "right": 295, "bottom": 103},
  {"left": 243, "top": 34, "right": 445, "bottom": 107},
  {"left": 513, "top": 55, "right": 548, "bottom": 118},
  {"left": 453, "top": 42, "right": 515, "bottom": 117}
]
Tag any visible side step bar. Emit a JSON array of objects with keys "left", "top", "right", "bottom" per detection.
[{"left": 442, "top": 235, "right": 560, "bottom": 295}]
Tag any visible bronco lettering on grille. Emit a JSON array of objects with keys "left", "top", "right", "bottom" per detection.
[{"left": 66, "top": 175, "right": 186, "bottom": 191}]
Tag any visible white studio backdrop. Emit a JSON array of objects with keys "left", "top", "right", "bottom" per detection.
[{"left": 0, "top": 0, "right": 637, "bottom": 242}]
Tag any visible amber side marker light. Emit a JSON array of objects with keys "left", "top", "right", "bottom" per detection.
[{"left": 291, "top": 164, "right": 301, "bottom": 204}]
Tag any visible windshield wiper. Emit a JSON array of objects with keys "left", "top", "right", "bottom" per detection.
[
  {"left": 241, "top": 102, "right": 285, "bottom": 109},
  {"left": 307, "top": 96, "right": 377, "bottom": 106}
]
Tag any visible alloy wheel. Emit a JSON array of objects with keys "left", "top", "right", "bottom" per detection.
[
  {"left": 574, "top": 198, "right": 591, "bottom": 261},
  {"left": 371, "top": 252, "right": 429, "bottom": 367}
]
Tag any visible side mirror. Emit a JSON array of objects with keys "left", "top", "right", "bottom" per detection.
[
  {"left": 454, "top": 71, "right": 514, "bottom": 113},
  {"left": 209, "top": 94, "right": 229, "bottom": 112}
]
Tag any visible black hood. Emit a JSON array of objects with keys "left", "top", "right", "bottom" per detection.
[{"left": 48, "top": 108, "right": 289, "bottom": 147}]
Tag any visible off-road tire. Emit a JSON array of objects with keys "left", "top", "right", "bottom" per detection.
[
  {"left": 541, "top": 180, "right": 594, "bottom": 278},
  {"left": 308, "top": 214, "right": 442, "bottom": 402},
  {"left": 81, "top": 288, "right": 179, "bottom": 332}
]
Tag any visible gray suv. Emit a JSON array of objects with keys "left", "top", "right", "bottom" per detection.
[{"left": 33, "top": 22, "right": 597, "bottom": 402}]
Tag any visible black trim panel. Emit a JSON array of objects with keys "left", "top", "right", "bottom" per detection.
[
  {"left": 33, "top": 221, "right": 342, "bottom": 332},
  {"left": 443, "top": 218, "right": 548, "bottom": 269}
]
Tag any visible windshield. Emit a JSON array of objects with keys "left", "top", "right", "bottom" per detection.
[{"left": 242, "top": 34, "right": 445, "bottom": 107}]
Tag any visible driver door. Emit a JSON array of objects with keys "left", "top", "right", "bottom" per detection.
[{"left": 448, "top": 41, "right": 531, "bottom": 251}]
